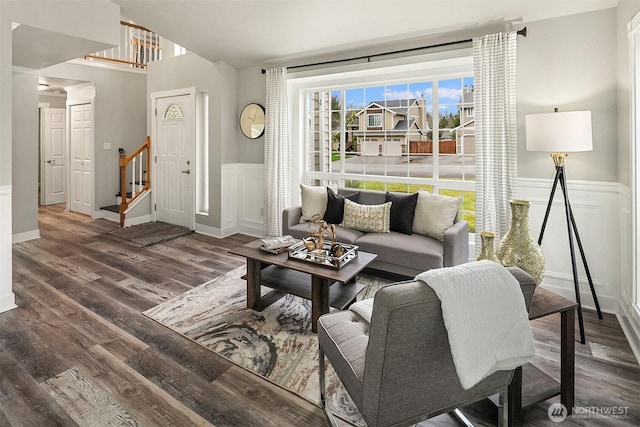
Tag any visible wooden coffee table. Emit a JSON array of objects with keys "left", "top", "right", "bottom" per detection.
[{"left": 229, "top": 240, "right": 377, "bottom": 332}]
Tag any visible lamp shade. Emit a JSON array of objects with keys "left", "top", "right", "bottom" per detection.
[{"left": 525, "top": 110, "right": 593, "bottom": 152}]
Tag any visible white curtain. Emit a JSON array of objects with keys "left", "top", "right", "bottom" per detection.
[
  {"left": 264, "top": 68, "right": 291, "bottom": 236},
  {"left": 473, "top": 32, "right": 518, "bottom": 253}
]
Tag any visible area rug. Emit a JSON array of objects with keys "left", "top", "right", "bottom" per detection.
[
  {"left": 143, "top": 266, "right": 391, "bottom": 426},
  {"left": 109, "top": 221, "right": 193, "bottom": 247}
]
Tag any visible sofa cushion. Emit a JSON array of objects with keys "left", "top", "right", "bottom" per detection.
[
  {"left": 324, "top": 188, "right": 360, "bottom": 224},
  {"left": 412, "top": 191, "right": 461, "bottom": 241},
  {"left": 353, "top": 189, "right": 386, "bottom": 205},
  {"left": 385, "top": 192, "right": 418, "bottom": 235},
  {"left": 342, "top": 199, "right": 391, "bottom": 233},
  {"left": 355, "top": 232, "right": 444, "bottom": 270},
  {"left": 299, "top": 184, "right": 328, "bottom": 223}
]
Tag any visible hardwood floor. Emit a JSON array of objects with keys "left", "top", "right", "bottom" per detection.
[{"left": 2, "top": 204, "right": 639, "bottom": 426}]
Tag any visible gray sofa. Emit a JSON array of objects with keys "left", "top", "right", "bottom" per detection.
[
  {"left": 318, "top": 266, "right": 536, "bottom": 426},
  {"left": 282, "top": 187, "right": 469, "bottom": 277}
]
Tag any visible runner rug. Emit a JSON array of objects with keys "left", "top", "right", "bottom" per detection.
[
  {"left": 143, "top": 266, "right": 391, "bottom": 426},
  {"left": 109, "top": 221, "right": 193, "bottom": 247}
]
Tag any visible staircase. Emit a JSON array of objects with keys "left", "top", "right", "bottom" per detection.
[{"left": 117, "top": 136, "right": 151, "bottom": 227}]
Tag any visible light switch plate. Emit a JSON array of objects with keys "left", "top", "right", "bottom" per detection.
[{"left": 103, "top": 142, "right": 111, "bottom": 150}]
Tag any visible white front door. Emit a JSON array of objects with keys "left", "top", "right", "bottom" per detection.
[
  {"left": 154, "top": 94, "right": 195, "bottom": 229},
  {"left": 41, "top": 107, "right": 66, "bottom": 205},
  {"left": 69, "top": 103, "right": 93, "bottom": 216}
]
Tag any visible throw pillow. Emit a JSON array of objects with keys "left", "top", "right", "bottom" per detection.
[
  {"left": 323, "top": 188, "right": 360, "bottom": 224},
  {"left": 412, "top": 190, "right": 461, "bottom": 241},
  {"left": 341, "top": 199, "right": 391, "bottom": 233},
  {"left": 299, "top": 184, "right": 328, "bottom": 223},
  {"left": 385, "top": 191, "right": 419, "bottom": 234}
]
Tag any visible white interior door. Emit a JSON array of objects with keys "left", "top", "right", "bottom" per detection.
[
  {"left": 41, "top": 107, "right": 66, "bottom": 205},
  {"left": 69, "top": 103, "right": 93, "bottom": 216},
  {"left": 155, "top": 94, "right": 195, "bottom": 229}
]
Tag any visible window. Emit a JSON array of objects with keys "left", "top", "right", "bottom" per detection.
[
  {"left": 163, "top": 103, "right": 183, "bottom": 120},
  {"left": 290, "top": 51, "right": 476, "bottom": 232},
  {"left": 368, "top": 113, "right": 382, "bottom": 128}
]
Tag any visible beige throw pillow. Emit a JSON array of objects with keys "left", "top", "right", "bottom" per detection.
[
  {"left": 299, "top": 184, "right": 328, "bottom": 223},
  {"left": 341, "top": 199, "right": 391, "bottom": 233},
  {"left": 412, "top": 191, "right": 461, "bottom": 241}
]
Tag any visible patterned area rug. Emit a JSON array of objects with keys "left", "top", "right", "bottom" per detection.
[
  {"left": 143, "top": 266, "right": 391, "bottom": 426},
  {"left": 109, "top": 221, "right": 193, "bottom": 247}
]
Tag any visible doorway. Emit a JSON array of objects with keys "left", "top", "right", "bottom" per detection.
[{"left": 152, "top": 89, "right": 196, "bottom": 229}]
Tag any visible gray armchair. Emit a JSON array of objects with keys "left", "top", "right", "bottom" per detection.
[{"left": 318, "top": 266, "right": 536, "bottom": 427}]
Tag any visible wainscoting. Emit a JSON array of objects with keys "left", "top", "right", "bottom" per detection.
[
  {"left": 518, "top": 178, "right": 628, "bottom": 315},
  {"left": 219, "top": 163, "right": 264, "bottom": 238},
  {"left": 0, "top": 185, "right": 16, "bottom": 312}
]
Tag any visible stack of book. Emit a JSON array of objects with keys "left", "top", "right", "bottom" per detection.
[{"left": 260, "top": 235, "right": 299, "bottom": 254}]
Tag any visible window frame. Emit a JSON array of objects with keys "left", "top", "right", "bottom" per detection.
[
  {"left": 287, "top": 49, "right": 475, "bottom": 230},
  {"left": 367, "top": 112, "right": 382, "bottom": 128}
]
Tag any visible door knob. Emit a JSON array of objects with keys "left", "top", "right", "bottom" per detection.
[
  {"left": 181, "top": 169, "right": 191, "bottom": 174},
  {"left": 46, "top": 159, "right": 55, "bottom": 164}
]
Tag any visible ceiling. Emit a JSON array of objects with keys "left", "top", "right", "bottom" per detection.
[{"left": 111, "top": 0, "right": 618, "bottom": 69}]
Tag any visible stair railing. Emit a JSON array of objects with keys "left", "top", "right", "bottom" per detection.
[
  {"left": 84, "top": 21, "right": 162, "bottom": 69},
  {"left": 119, "top": 136, "right": 151, "bottom": 226}
]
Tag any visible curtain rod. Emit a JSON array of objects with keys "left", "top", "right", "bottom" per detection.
[{"left": 261, "top": 27, "right": 526, "bottom": 74}]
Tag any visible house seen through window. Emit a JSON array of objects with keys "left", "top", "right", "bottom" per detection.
[{"left": 300, "top": 70, "right": 476, "bottom": 232}]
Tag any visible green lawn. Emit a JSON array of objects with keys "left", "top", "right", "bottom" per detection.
[
  {"left": 331, "top": 152, "right": 354, "bottom": 162},
  {"left": 344, "top": 180, "right": 476, "bottom": 232}
]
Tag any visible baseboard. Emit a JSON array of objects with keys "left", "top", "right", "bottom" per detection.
[
  {"left": 617, "top": 302, "right": 640, "bottom": 365},
  {"left": 0, "top": 291, "right": 17, "bottom": 313},
  {"left": 95, "top": 209, "right": 119, "bottom": 222},
  {"left": 236, "top": 223, "right": 264, "bottom": 238},
  {"left": 12, "top": 228, "right": 40, "bottom": 243},
  {"left": 97, "top": 210, "right": 151, "bottom": 227},
  {"left": 195, "top": 222, "right": 225, "bottom": 238},
  {"left": 124, "top": 215, "right": 151, "bottom": 227}
]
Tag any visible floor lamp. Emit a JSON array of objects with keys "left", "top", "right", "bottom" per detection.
[{"left": 525, "top": 109, "right": 602, "bottom": 344}]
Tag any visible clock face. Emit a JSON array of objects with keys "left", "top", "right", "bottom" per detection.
[{"left": 240, "top": 103, "right": 265, "bottom": 139}]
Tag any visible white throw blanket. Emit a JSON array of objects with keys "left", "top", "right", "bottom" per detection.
[
  {"left": 349, "top": 298, "right": 374, "bottom": 323},
  {"left": 415, "top": 260, "right": 535, "bottom": 390}
]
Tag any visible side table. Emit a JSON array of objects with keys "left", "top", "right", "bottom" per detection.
[{"left": 508, "top": 287, "right": 578, "bottom": 425}]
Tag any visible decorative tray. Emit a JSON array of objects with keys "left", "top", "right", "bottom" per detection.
[{"left": 287, "top": 241, "right": 358, "bottom": 270}]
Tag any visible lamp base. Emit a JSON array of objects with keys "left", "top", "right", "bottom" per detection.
[{"left": 538, "top": 162, "right": 603, "bottom": 344}]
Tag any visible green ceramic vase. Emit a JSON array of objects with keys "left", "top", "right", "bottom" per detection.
[{"left": 497, "top": 199, "right": 545, "bottom": 285}]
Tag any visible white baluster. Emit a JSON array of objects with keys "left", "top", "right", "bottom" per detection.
[
  {"left": 139, "top": 151, "right": 143, "bottom": 190},
  {"left": 131, "top": 157, "right": 136, "bottom": 198}
]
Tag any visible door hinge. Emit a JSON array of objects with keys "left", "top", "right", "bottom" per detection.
[
  {"left": 155, "top": 155, "right": 157, "bottom": 163},
  {"left": 154, "top": 108, "right": 157, "bottom": 116},
  {"left": 154, "top": 203, "right": 157, "bottom": 211}
]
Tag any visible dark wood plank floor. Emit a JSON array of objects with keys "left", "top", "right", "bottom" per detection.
[{"left": 2, "top": 204, "right": 639, "bottom": 426}]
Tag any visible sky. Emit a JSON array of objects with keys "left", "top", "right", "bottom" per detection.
[{"left": 335, "top": 76, "right": 473, "bottom": 114}]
